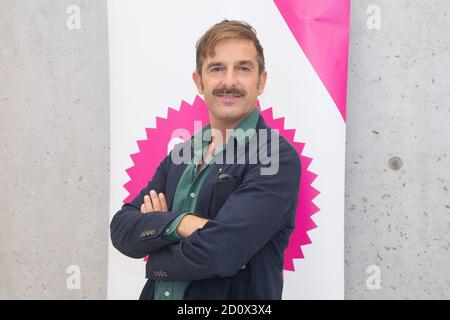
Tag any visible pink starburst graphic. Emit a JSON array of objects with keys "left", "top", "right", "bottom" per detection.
[{"left": 123, "top": 96, "right": 320, "bottom": 271}]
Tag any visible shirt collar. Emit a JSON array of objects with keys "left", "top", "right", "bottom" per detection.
[
  {"left": 191, "top": 107, "right": 260, "bottom": 160},
  {"left": 193, "top": 107, "right": 259, "bottom": 144},
  {"left": 229, "top": 107, "right": 260, "bottom": 145}
]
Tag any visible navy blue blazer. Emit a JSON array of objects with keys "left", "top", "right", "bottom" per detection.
[{"left": 110, "top": 115, "right": 301, "bottom": 299}]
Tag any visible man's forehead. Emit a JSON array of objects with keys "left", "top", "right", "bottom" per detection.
[
  {"left": 206, "top": 38, "right": 257, "bottom": 58},
  {"left": 203, "top": 52, "right": 258, "bottom": 67}
]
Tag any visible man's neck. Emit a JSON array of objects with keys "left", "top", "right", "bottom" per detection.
[
  {"left": 208, "top": 110, "right": 254, "bottom": 145},
  {"left": 208, "top": 119, "right": 239, "bottom": 147}
]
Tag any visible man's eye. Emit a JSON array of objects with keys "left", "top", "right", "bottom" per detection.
[
  {"left": 211, "top": 67, "right": 223, "bottom": 72},
  {"left": 238, "top": 66, "right": 250, "bottom": 72}
]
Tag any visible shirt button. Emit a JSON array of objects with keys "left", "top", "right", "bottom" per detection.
[
  {"left": 165, "top": 228, "right": 170, "bottom": 234},
  {"left": 164, "top": 290, "right": 170, "bottom": 297},
  {"left": 190, "top": 192, "right": 196, "bottom": 198}
]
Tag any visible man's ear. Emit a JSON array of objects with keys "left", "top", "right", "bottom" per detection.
[
  {"left": 257, "top": 70, "right": 268, "bottom": 95},
  {"left": 192, "top": 71, "right": 203, "bottom": 94}
]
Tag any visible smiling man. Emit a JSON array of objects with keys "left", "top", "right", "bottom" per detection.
[{"left": 110, "top": 20, "right": 301, "bottom": 300}]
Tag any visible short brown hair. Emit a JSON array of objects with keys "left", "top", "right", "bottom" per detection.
[{"left": 195, "top": 20, "right": 265, "bottom": 75}]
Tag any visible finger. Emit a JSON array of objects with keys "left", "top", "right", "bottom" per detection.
[
  {"left": 144, "top": 195, "right": 153, "bottom": 212},
  {"left": 140, "top": 203, "right": 146, "bottom": 214},
  {"left": 150, "top": 190, "right": 161, "bottom": 211},
  {"left": 159, "top": 193, "right": 168, "bottom": 212}
]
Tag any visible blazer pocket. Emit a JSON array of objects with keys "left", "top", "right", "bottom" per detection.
[{"left": 208, "top": 177, "right": 241, "bottom": 218}]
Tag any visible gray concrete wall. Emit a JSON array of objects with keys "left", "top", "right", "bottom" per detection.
[
  {"left": 0, "top": 0, "right": 449, "bottom": 299},
  {"left": 346, "top": 0, "right": 450, "bottom": 299},
  {"left": 0, "top": 0, "right": 109, "bottom": 299}
]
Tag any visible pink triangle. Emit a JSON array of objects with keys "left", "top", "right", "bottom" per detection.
[{"left": 274, "top": 0, "right": 350, "bottom": 122}]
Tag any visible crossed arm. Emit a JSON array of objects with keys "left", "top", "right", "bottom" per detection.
[
  {"left": 110, "top": 144, "right": 301, "bottom": 282},
  {"left": 110, "top": 154, "right": 209, "bottom": 258},
  {"left": 139, "top": 189, "right": 208, "bottom": 238}
]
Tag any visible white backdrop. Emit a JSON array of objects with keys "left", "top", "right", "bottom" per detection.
[{"left": 107, "top": 0, "right": 347, "bottom": 299}]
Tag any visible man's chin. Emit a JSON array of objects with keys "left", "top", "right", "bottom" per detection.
[{"left": 213, "top": 108, "right": 246, "bottom": 123}]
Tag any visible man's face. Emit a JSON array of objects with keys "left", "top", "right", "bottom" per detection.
[{"left": 193, "top": 38, "right": 267, "bottom": 125}]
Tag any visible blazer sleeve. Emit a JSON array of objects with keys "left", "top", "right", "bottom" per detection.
[
  {"left": 110, "top": 154, "right": 186, "bottom": 259},
  {"left": 145, "top": 142, "right": 301, "bottom": 281}
]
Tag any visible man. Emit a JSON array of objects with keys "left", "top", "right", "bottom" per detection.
[{"left": 110, "top": 20, "right": 301, "bottom": 300}]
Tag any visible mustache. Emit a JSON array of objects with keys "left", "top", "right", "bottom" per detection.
[{"left": 212, "top": 87, "right": 246, "bottom": 97}]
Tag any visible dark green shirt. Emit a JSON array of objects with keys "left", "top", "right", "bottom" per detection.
[{"left": 154, "top": 107, "right": 260, "bottom": 300}]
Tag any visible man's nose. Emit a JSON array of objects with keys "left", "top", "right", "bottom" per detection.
[{"left": 221, "top": 69, "right": 238, "bottom": 87}]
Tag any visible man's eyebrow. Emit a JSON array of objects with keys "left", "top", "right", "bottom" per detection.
[
  {"left": 205, "top": 61, "right": 256, "bottom": 70},
  {"left": 237, "top": 60, "right": 255, "bottom": 67},
  {"left": 206, "top": 62, "right": 224, "bottom": 70}
]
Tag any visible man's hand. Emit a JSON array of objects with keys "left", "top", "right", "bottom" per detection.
[
  {"left": 140, "top": 189, "right": 209, "bottom": 238},
  {"left": 140, "top": 190, "right": 168, "bottom": 213},
  {"left": 176, "top": 214, "right": 209, "bottom": 238}
]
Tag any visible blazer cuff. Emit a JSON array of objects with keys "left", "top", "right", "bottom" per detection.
[{"left": 161, "top": 212, "right": 191, "bottom": 241}]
